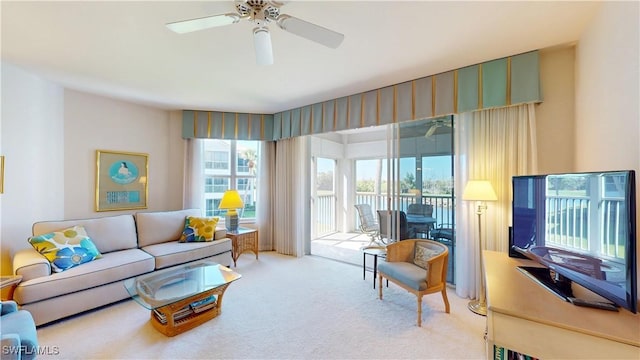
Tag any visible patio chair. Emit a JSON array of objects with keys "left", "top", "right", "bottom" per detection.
[
  {"left": 431, "top": 223, "right": 454, "bottom": 243},
  {"left": 377, "top": 239, "right": 450, "bottom": 326},
  {"left": 377, "top": 210, "right": 414, "bottom": 243},
  {"left": 407, "top": 203, "right": 433, "bottom": 217},
  {"left": 354, "top": 204, "right": 381, "bottom": 246},
  {"left": 407, "top": 204, "right": 434, "bottom": 238}
]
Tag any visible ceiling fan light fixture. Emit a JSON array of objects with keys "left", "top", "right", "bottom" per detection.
[{"left": 253, "top": 27, "right": 273, "bottom": 66}]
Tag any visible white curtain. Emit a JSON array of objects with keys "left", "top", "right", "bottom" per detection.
[
  {"left": 271, "top": 136, "right": 311, "bottom": 257},
  {"left": 257, "top": 141, "right": 275, "bottom": 251},
  {"left": 183, "top": 138, "right": 204, "bottom": 212},
  {"left": 454, "top": 103, "right": 538, "bottom": 299}
]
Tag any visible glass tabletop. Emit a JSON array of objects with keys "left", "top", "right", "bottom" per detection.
[
  {"left": 226, "top": 227, "right": 255, "bottom": 236},
  {"left": 123, "top": 260, "right": 241, "bottom": 310}
]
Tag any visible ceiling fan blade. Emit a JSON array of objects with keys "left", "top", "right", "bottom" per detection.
[
  {"left": 166, "top": 13, "right": 240, "bottom": 34},
  {"left": 276, "top": 14, "right": 344, "bottom": 48},
  {"left": 424, "top": 124, "right": 438, "bottom": 138}
]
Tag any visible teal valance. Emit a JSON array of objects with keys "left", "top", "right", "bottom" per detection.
[{"left": 182, "top": 50, "right": 541, "bottom": 140}]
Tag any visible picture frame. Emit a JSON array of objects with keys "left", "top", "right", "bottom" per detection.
[
  {"left": 0, "top": 155, "right": 4, "bottom": 194},
  {"left": 95, "top": 150, "right": 148, "bottom": 212}
]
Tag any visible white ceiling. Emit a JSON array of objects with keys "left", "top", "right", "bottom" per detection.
[{"left": 1, "top": 1, "right": 600, "bottom": 114}]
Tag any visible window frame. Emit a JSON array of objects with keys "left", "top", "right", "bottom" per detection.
[{"left": 202, "top": 140, "right": 259, "bottom": 223}]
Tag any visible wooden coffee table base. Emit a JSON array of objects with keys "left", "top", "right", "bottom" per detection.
[{"left": 149, "top": 282, "right": 232, "bottom": 337}]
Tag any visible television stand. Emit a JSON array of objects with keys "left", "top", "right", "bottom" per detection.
[{"left": 484, "top": 251, "right": 639, "bottom": 359}]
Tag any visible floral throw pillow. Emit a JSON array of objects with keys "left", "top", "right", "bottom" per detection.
[
  {"left": 413, "top": 243, "right": 442, "bottom": 270},
  {"left": 28, "top": 225, "right": 102, "bottom": 273},
  {"left": 179, "top": 216, "right": 219, "bottom": 242}
]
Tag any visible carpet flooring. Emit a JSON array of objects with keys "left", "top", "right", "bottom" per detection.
[{"left": 35, "top": 252, "right": 486, "bottom": 359}]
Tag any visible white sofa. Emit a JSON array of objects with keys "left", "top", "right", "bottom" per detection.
[{"left": 11, "top": 209, "right": 232, "bottom": 326}]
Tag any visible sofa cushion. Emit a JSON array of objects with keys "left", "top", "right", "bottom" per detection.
[
  {"left": 32, "top": 215, "right": 138, "bottom": 254},
  {"left": 135, "top": 209, "right": 201, "bottom": 247},
  {"left": 13, "top": 249, "right": 154, "bottom": 304},
  {"left": 28, "top": 225, "right": 102, "bottom": 272},
  {"left": 378, "top": 261, "right": 428, "bottom": 291},
  {"left": 179, "top": 216, "right": 220, "bottom": 242},
  {"left": 142, "top": 238, "right": 232, "bottom": 270}
]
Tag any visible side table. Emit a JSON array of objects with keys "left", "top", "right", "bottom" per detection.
[
  {"left": 362, "top": 247, "right": 386, "bottom": 289},
  {"left": 1, "top": 275, "right": 23, "bottom": 300},
  {"left": 227, "top": 227, "right": 259, "bottom": 267}
]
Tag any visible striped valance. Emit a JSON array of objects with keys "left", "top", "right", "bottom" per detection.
[
  {"left": 182, "top": 112, "right": 274, "bottom": 141},
  {"left": 183, "top": 50, "right": 541, "bottom": 140}
]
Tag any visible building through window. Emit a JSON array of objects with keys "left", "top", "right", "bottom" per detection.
[{"left": 202, "top": 140, "right": 260, "bottom": 220}]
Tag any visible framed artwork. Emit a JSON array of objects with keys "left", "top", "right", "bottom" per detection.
[{"left": 95, "top": 150, "right": 148, "bottom": 212}]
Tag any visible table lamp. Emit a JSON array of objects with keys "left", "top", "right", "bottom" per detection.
[
  {"left": 219, "top": 190, "right": 244, "bottom": 231},
  {"left": 463, "top": 180, "right": 497, "bottom": 316}
]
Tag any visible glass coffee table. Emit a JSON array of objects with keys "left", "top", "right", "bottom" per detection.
[{"left": 124, "top": 260, "right": 241, "bottom": 336}]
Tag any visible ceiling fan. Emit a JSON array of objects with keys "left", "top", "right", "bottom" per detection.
[
  {"left": 166, "top": 0, "right": 345, "bottom": 66},
  {"left": 424, "top": 118, "right": 453, "bottom": 139}
]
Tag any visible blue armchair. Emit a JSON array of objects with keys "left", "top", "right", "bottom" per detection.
[{"left": 1, "top": 301, "right": 38, "bottom": 360}]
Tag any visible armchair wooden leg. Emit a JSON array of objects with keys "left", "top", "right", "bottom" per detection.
[
  {"left": 417, "top": 295, "right": 423, "bottom": 327},
  {"left": 378, "top": 274, "right": 383, "bottom": 299},
  {"left": 441, "top": 288, "right": 450, "bottom": 313}
]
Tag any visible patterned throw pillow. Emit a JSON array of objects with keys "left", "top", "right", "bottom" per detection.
[
  {"left": 413, "top": 243, "right": 443, "bottom": 269},
  {"left": 179, "top": 216, "right": 219, "bottom": 242},
  {"left": 28, "top": 225, "right": 102, "bottom": 273}
]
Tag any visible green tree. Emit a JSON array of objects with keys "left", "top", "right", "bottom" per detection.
[
  {"left": 402, "top": 172, "right": 416, "bottom": 193},
  {"left": 317, "top": 171, "right": 334, "bottom": 191},
  {"left": 240, "top": 148, "right": 257, "bottom": 212},
  {"left": 356, "top": 179, "right": 375, "bottom": 192}
]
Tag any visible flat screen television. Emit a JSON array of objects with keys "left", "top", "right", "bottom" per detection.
[{"left": 510, "top": 170, "right": 637, "bottom": 313}]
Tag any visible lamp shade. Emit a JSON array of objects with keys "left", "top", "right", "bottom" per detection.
[
  {"left": 462, "top": 180, "right": 497, "bottom": 201},
  {"left": 219, "top": 190, "right": 244, "bottom": 210}
]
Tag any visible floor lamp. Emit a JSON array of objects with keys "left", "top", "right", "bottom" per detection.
[{"left": 463, "top": 180, "right": 497, "bottom": 316}]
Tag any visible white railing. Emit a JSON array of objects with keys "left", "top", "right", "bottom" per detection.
[
  {"left": 353, "top": 193, "right": 455, "bottom": 230},
  {"left": 545, "top": 196, "right": 625, "bottom": 260},
  {"left": 314, "top": 192, "right": 455, "bottom": 238},
  {"left": 315, "top": 194, "right": 336, "bottom": 236}
]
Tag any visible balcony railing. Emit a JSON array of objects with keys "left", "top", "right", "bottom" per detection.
[
  {"left": 315, "top": 194, "right": 337, "bottom": 236},
  {"left": 545, "top": 195, "right": 626, "bottom": 260},
  {"left": 313, "top": 192, "right": 454, "bottom": 238},
  {"left": 353, "top": 192, "right": 455, "bottom": 231}
]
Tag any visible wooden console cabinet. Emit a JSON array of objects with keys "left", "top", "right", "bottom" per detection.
[{"left": 484, "top": 251, "right": 640, "bottom": 359}]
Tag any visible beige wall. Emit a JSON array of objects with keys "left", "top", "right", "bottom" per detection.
[
  {"left": 62, "top": 90, "right": 185, "bottom": 219},
  {"left": 573, "top": 1, "right": 639, "bottom": 299},
  {"left": 575, "top": 1, "right": 639, "bottom": 173},
  {"left": 536, "top": 46, "right": 576, "bottom": 174},
  {"left": 1, "top": 63, "right": 65, "bottom": 275},
  {"left": 0, "top": 66, "right": 185, "bottom": 274}
]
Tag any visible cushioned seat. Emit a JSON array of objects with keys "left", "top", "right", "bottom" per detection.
[
  {"left": 14, "top": 249, "right": 154, "bottom": 305},
  {"left": 377, "top": 239, "right": 450, "bottom": 326},
  {"left": 141, "top": 238, "right": 232, "bottom": 269},
  {"left": 1, "top": 301, "right": 38, "bottom": 360}
]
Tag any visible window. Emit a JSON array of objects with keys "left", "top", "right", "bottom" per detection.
[
  {"left": 204, "top": 150, "right": 228, "bottom": 170},
  {"left": 202, "top": 140, "right": 260, "bottom": 221},
  {"left": 238, "top": 157, "right": 249, "bottom": 173}
]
